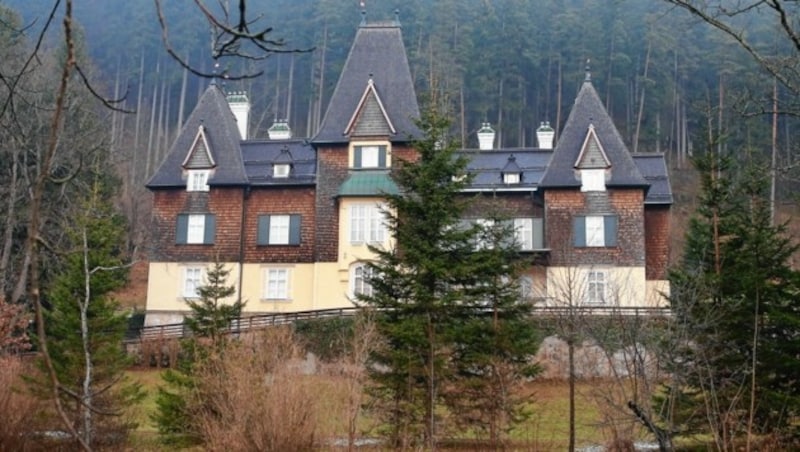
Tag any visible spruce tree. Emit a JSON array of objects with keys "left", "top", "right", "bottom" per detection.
[
  {"left": 38, "top": 171, "right": 143, "bottom": 447},
  {"left": 360, "top": 110, "right": 539, "bottom": 448},
  {"left": 664, "top": 153, "right": 800, "bottom": 444},
  {"left": 153, "top": 260, "right": 243, "bottom": 446}
]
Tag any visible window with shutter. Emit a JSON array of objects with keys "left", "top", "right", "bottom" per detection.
[
  {"left": 177, "top": 214, "right": 215, "bottom": 244},
  {"left": 352, "top": 144, "right": 388, "bottom": 169},
  {"left": 257, "top": 214, "right": 302, "bottom": 245},
  {"left": 574, "top": 215, "right": 617, "bottom": 248}
]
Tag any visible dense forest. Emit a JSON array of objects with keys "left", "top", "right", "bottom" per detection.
[{"left": 6, "top": 0, "right": 799, "bottom": 196}]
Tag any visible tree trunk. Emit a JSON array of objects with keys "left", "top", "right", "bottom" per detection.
[{"left": 633, "top": 40, "right": 651, "bottom": 154}]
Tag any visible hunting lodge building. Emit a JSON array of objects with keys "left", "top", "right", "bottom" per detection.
[{"left": 144, "top": 17, "right": 672, "bottom": 326}]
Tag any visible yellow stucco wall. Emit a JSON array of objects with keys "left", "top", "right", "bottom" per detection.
[{"left": 545, "top": 266, "right": 665, "bottom": 307}]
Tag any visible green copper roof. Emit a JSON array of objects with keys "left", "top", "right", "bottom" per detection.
[{"left": 338, "top": 171, "right": 399, "bottom": 197}]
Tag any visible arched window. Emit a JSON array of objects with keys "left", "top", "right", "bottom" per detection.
[{"left": 350, "top": 262, "right": 374, "bottom": 298}]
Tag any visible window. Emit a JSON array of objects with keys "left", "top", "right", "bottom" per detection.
[
  {"left": 503, "top": 173, "right": 521, "bottom": 184},
  {"left": 580, "top": 169, "right": 606, "bottom": 192},
  {"left": 474, "top": 218, "right": 495, "bottom": 249},
  {"left": 513, "top": 218, "right": 544, "bottom": 250},
  {"left": 187, "top": 170, "right": 210, "bottom": 192},
  {"left": 183, "top": 267, "right": 204, "bottom": 298},
  {"left": 257, "top": 215, "right": 301, "bottom": 245},
  {"left": 264, "top": 268, "right": 290, "bottom": 300},
  {"left": 351, "top": 263, "right": 374, "bottom": 297},
  {"left": 353, "top": 145, "right": 387, "bottom": 169},
  {"left": 519, "top": 275, "right": 533, "bottom": 302},
  {"left": 586, "top": 270, "right": 608, "bottom": 304},
  {"left": 350, "top": 204, "right": 386, "bottom": 244},
  {"left": 573, "top": 215, "right": 617, "bottom": 247},
  {"left": 176, "top": 214, "right": 215, "bottom": 244},
  {"left": 273, "top": 163, "right": 290, "bottom": 178}
]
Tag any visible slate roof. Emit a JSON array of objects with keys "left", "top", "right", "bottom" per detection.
[
  {"left": 633, "top": 154, "right": 673, "bottom": 205},
  {"left": 458, "top": 148, "right": 553, "bottom": 191},
  {"left": 539, "top": 79, "right": 648, "bottom": 189},
  {"left": 241, "top": 139, "right": 316, "bottom": 186},
  {"left": 313, "top": 21, "right": 421, "bottom": 144},
  {"left": 148, "top": 84, "right": 248, "bottom": 188}
]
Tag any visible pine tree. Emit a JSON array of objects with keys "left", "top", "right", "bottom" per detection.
[
  {"left": 664, "top": 153, "right": 800, "bottom": 445},
  {"left": 360, "top": 109, "right": 539, "bottom": 448}
]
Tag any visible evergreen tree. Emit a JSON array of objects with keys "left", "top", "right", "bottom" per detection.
[
  {"left": 153, "top": 260, "right": 243, "bottom": 446},
  {"left": 663, "top": 153, "right": 800, "bottom": 445},
  {"left": 38, "top": 170, "right": 143, "bottom": 447},
  {"left": 360, "top": 109, "right": 539, "bottom": 448}
]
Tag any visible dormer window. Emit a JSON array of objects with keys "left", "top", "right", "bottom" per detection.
[
  {"left": 581, "top": 168, "right": 606, "bottom": 192},
  {"left": 187, "top": 169, "right": 210, "bottom": 192},
  {"left": 352, "top": 144, "right": 388, "bottom": 169},
  {"left": 503, "top": 173, "right": 521, "bottom": 184},
  {"left": 273, "top": 163, "right": 291, "bottom": 178},
  {"left": 501, "top": 154, "right": 522, "bottom": 185}
]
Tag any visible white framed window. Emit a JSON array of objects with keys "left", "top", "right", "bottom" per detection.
[
  {"left": 514, "top": 218, "right": 533, "bottom": 250},
  {"left": 351, "top": 262, "right": 374, "bottom": 298},
  {"left": 580, "top": 169, "right": 606, "bottom": 192},
  {"left": 273, "top": 164, "right": 290, "bottom": 178},
  {"left": 353, "top": 145, "right": 387, "bottom": 169},
  {"left": 519, "top": 275, "right": 533, "bottom": 302},
  {"left": 183, "top": 267, "right": 204, "bottom": 298},
  {"left": 474, "top": 218, "right": 495, "bottom": 250},
  {"left": 586, "top": 270, "right": 608, "bottom": 304},
  {"left": 269, "top": 215, "right": 290, "bottom": 244},
  {"left": 187, "top": 170, "right": 210, "bottom": 192},
  {"left": 264, "top": 268, "right": 291, "bottom": 300},
  {"left": 574, "top": 215, "right": 617, "bottom": 248},
  {"left": 585, "top": 216, "right": 605, "bottom": 247},
  {"left": 187, "top": 215, "right": 206, "bottom": 244},
  {"left": 350, "top": 203, "right": 386, "bottom": 244},
  {"left": 257, "top": 214, "right": 301, "bottom": 245},
  {"left": 177, "top": 214, "right": 215, "bottom": 245},
  {"left": 503, "top": 173, "right": 521, "bottom": 184}
]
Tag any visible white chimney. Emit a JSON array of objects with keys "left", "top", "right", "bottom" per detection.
[
  {"left": 537, "top": 121, "right": 554, "bottom": 150},
  {"left": 227, "top": 91, "right": 250, "bottom": 140},
  {"left": 477, "top": 122, "right": 495, "bottom": 150},
  {"left": 268, "top": 119, "right": 292, "bottom": 140}
]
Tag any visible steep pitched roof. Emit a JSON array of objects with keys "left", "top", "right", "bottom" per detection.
[
  {"left": 148, "top": 84, "right": 248, "bottom": 188},
  {"left": 539, "top": 79, "right": 647, "bottom": 188},
  {"left": 313, "top": 21, "right": 421, "bottom": 144},
  {"left": 633, "top": 154, "right": 673, "bottom": 205}
]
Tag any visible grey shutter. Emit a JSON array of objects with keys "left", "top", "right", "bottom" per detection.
[
  {"left": 289, "top": 215, "right": 301, "bottom": 245},
  {"left": 573, "top": 216, "right": 586, "bottom": 247},
  {"left": 354, "top": 146, "right": 362, "bottom": 168},
  {"left": 604, "top": 215, "right": 618, "bottom": 246},
  {"left": 257, "top": 215, "right": 270, "bottom": 245},
  {"left": 378, "top": 145, "right": 387, "bottom": 167},
  {"left": 176, "top": 214, "right": 188, "bottom": 244},
  {"left": 533, "top": 218, "right": 544, "bottom": 249},
  {"left": 203, "top": 214, "right": 216, "bottom": 244}
]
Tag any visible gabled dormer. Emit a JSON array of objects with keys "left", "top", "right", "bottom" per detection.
[
  {"left": 502, "top": 154, "right": 522, "bottom": 185},
  {"left": 345, "top": 79, "right": 395, "bottom": 138},
  {"left": 574, "top": 124, "right": 611, "bottom": 192},
  {"left": 182, "top": 126, "right": 216, "bottom": 191},
  {"left": 272, "top": 147, "right": 293, "bottom": 178}
]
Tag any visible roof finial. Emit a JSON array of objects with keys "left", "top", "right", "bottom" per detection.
[
  {"left": 360, "top": 2, "right": 366, "bottom": 25},
  {"left": 585, "top": 58, "right": 591, "bottom": 82},
  {"left": 394, "top": 8, "right": 400, "bottom": 26},
  {"left": 210, "top": 61, "right": 220, "bottom": 86}
]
